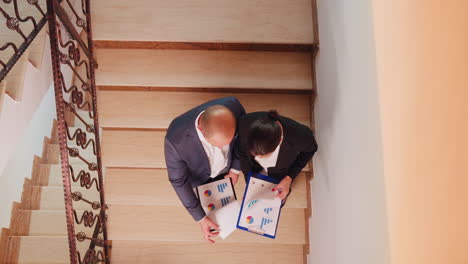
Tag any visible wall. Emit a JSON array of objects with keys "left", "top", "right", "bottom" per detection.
[
  {"left": 309, "top": 0, "right": 390, "bottom": 263},
  {"left": 372, "top": 1, "right": 468, "bottom": 263},
  {"left": 0, "top": 39, "right": 52, "bottom": 176},
  {"left": 0, "top": 86, "right": 56, "bottom": 228},
  {"left": 0, "top": 33, "right": 74, "bottom": 228}
]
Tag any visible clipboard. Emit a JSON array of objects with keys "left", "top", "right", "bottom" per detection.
[{"left": 236, "top": 172, "right": 283, "bottom": 239}]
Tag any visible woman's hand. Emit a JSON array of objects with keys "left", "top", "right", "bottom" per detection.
[{"left": 273, "top": 176, "right": 292, "bottom": 200}]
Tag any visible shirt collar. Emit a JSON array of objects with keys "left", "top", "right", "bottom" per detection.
[{"left": 195, "top": 110, "right": 210, "bottom": 145}]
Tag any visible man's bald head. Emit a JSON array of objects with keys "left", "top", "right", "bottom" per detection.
[{"left": 199, "top": 105, "right": 236, "bottom": 148}]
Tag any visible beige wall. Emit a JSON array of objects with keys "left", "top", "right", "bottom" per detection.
[
  {"left": 372, "top": 1, "right": 468, "bottom": 263},
  {"left": 310, "top": 1, "right": 390, "bottom": 263}
]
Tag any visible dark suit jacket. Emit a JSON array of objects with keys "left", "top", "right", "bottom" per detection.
[
  {"left": 164, "top": 97, "right": 246, "bottom": 221},
  {"left": 237, "top": 112, "right": 318, "bottom": 181}
]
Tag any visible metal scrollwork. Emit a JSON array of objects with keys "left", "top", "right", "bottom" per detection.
[
  {"left": 46, "top": 0, "right": 110, "bottom": 263},
  {"left": 1, "top": 0, "right": 47, "bottom": 80}
]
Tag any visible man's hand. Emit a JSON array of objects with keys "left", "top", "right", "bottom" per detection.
[
  {"left": 273, "top": 176, "right": 292, "bottom": 200},
  {"left": 199, "top": 216, "right": 219, "bottom": 244},
  {"left": 224, "top": 170, "right": 239, "bottom": 185}
]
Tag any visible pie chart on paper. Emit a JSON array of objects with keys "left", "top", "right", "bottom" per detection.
[{"left": 207, "top": 203, "right": 216, "bottom": 211}]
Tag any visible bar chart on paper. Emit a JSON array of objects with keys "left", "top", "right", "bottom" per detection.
[
  {"left": 221, "top": 196, "right": 232, "bottom": 207},
  {"left": 260, "top": 217, "right": 273, "bottom": 229},
  {"left": 217, "top": 182, "right": 228, "bottom": 193}
]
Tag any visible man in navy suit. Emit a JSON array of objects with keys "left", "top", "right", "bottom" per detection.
[{"left": 164, "top": 97, "right": 245, "bottom": 243}]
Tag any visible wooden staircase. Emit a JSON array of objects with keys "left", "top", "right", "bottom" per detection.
[
  {"left": 0, "top": 0, "right": 47, "bottom": 104},
  {"left": 94, "top": 1, "right": 317, "bottom": 263},
  {"left": 1, "top": 0, "right": 318, "bottom": 263}
]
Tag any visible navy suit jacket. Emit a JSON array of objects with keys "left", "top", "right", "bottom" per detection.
[{"left": 164, "top": 97, "right": 246, "bottom": 221}]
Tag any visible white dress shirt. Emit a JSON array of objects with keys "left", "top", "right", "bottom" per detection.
[
  {"left": 195, "top": 111, "right": 238, "bottom": 178},
  {"left": 254, "top": 141, "right": 282, "bottom": 175}
]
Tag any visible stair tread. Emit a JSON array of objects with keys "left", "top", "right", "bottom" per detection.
[
  {"left": 36, "top": 164, "right": 97, "bottom": 187},
  {"left": 18, "top": 207, "right": 307, "bottom": 244},
  {"left": 2, "top": 51, "right": 29, "bottom": 101},
  {"left": 110, "top": 240, "right": 305, "bottom": 264},
  {"left": 25, "top": 173, "right": 307, "bottom": 210},
  {"left": 21, "top": 186, "right": 100, "bottom": 210},
  {"left": 95, "top": 49, "right": 313, "bottom": 90},
  {"left": 92, "top": 0, "right": 314, "bottom": 44},
  {"left": 9, "top": 236, "right": 304, "bottom": 264},
  {"left": 0, "top": 0, "right": 46, "bottom": 101},
  {"left": 46, "top": 143, "right": 98, "bottom": 165},
  {"left": 102, "top": 129, "right": 311, "bottom": 170},
  {"left": 105, "top": 168, "right": 309, "bottom": 208},
  {"left": 108, "top": 205, "right": 307, "bottom": 245},
  {"left": 98, "top": 90, "right": 311, "bottom": 128},
  {"left": 102, "top": 129, "right": 312, "bottom": 171},
  {"left": 6, "top": 236, "right": 91, "bottom": 263},
  {"left": 12, "top": 210, "right": 88, "bottom": 237}
]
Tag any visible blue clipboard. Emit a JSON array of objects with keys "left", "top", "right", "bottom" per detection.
[{"left": 236, "top": 172, "right": 283, "bottom": 239}]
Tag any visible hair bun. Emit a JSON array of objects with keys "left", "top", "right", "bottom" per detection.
[{"left": 267, "top": 110, "right": 280, "bottom": 120}]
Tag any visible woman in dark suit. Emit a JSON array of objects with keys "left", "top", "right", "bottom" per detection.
[{"left": 237, "top": 110, "right": 318, "bottom": 201}]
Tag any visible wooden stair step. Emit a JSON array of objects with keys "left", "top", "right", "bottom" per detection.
[
  {"left": 20, "top": 186, "right": 101, "bottom": 210},
  {"left": 7, "top": 236, "right": 304, "bottom": 264},
  {"left": 102, "top": 129, "right": 311, "bottom": 171},
  {"left": 35, "top": 164, "right": 95, "bottom": 187},
  {"left": 111, "top": 240, "right": 305, "bottom": 264},
  {"left": 10, "top": 210, "right": 93, "bottom": 237},
  {"left": 105, "top": 168, "right": 309, "bottom": 209},
  {"left": 95, "top": 49, "right": 313, "bottom": 90},
  {"left": 98, "top": 90, "right": 311, "bottom": 128},
  {"left": 2, "top": 50, "right": 29, "bottom": 101},
  {"left": 108, "top": 205, "right": 307, "bottom": 245},
  {"left": 0, "top": 0, "right": 45, "bottom": 101},
  {"left": 5, "top": 236, "right": 88, "bottom": 264},
  {"left": 102, "top": 129, "right": 165, "bottom": 168},
  {"left": 92, "top": 0, "right": 314, "bottom": 45},
  {"left": 46, "top": 143, "right": 98, "bottom": 165}
]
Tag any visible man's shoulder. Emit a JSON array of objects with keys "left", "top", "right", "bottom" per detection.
[{"left": 166, "top": 112, "right": 194, "bottom": 142}]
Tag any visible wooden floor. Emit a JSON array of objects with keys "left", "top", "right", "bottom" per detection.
[{"left": 2, "top": 0, "right": 317, "bottom": 263}]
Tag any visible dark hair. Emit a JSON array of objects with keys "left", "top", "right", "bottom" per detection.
[{"left": 248, "top": 110, "right": 282, "bottom": 156}]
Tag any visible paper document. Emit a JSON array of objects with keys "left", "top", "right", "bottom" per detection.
[{"left": 197, "top": 178, "right": 238, "bottom": 239}]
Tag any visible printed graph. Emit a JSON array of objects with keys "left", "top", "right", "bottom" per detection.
[
  {"left": 247, "top": 199, "right": 259, "bottom": 208},
  {"left": 207, "top": 203, "right": 216, "bottom": 211},
  {"left": 220, "top": 196, "right": 231, "bottom": 207},
  {"left": 260, "top": 217, "right": 273, "bottom": 229},
  {"left": 264, "top": 208, "right": 273, "bottom": 214},
  {"left": 217, "top": 182, "right": 228, "bottom": 193}
]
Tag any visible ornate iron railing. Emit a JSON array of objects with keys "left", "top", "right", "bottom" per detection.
[
  {"left": 0, "top": 0, "right": 47, "bottom": 82},
  {"left": 46, "top": 0, "right": 110, "bottom": 263}
]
